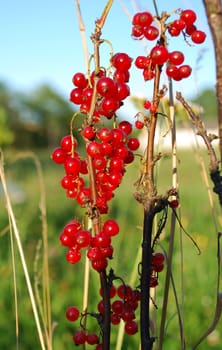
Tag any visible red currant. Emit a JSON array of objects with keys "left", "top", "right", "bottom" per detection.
[
  {"left": 150, "top": 45, "right": 169, "bottom": 65},
  {"left": 66, "top": 306, "right": 80, "bottom": 322},
  {"left": 191, "top": 30, "right": 206, "bottom": 44},
  {"left": 180, "top": 9, "right": 197, "bottom": 26}
]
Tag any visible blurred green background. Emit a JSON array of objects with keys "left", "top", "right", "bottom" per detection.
[{"left": 0, "top": 81, "right": 221, "bottom": 349}]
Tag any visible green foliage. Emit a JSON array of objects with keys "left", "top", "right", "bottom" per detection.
[{"left": 0, "top": 148, "right": 221, "bottom": 349}]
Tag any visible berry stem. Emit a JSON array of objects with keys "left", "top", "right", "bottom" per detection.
[{"left": 140, "top": 210, "right": 155, "bottom": 350}]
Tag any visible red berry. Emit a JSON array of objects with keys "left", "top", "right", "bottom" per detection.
[
  {"left": 82, "top": 125, "right": 96, "bottom": 140},
  {"left": 133, "top": 11, "right": 153, "bottom": 27},
  {"left": 150, "top": 45, "right": 169, "bottom": 65},
  {"left": 168, "top": 25, "right": 181, "bottom": 37},
  {"left": 73, "top": 330, "right": 86, "bottom": 345},
  {"left": 191, "top": 30, "right": 206, "bottom": 44},
  {"left": 143, "top": 25, "right": 159, "bottom": 40},
  {"left": 86, "top": 141, "right": 102, "bottom": 157},
  {"left": 64, "top": 156, "right": 81, "bottom": 176},
  {"left": 172, "top": 19, "right": 186, "bottom": 30},
  {"left": 101, "top": 97, "right": 120, "bottom": 116},
  {"left": 112, "top": 300, "right": 124, "bottom": 314},
  {"left": 116, "top": 82, "right": 130, "bottom": 101},
  {"left": 103, "top": 219, "right": 119, "bottom": 237},
  {"left": 185, "top": 24, "right": 197, "bottom": 35},
  {"left": 180, "top": 9, "right": 197, "bottom": 26},
  {"left": 96, "top": 77, "right": 117, "bottom": 98},
  {"left": 64, "top": 220, "right": 82, "bottom": 237},
  {"left": 93, "top": 232, "right": 111, "bottom": 248},
  {"left": 97, "top": 127, "right": 113, "bottom": 142},
  {"left": 66, "top": 306, "right": 80, "bottom": 322},
  {"left": 70, "top": 87, "right": 83, "bottom": 104},
  {"left": 60, "top": 135, "right": 78, "bottom": 152},
  {"left": 178, "top": 64, "right": 192, "bottom": 78},
  {"left": 152, "top": 252, "right": 165, "bottom": 265},
  {"left": 74, "top": 229, "right": 91, "bottom": 248},
  {"left": 135, "top": 56, "right": 148, "bottom": 69},
  {"left": 76, "top": 187, "right": 91, "bottom": 206},
  {"left": 168, "top": 51, "right": 184, "bottom": 66},
  {"left": 111, "top": 53, "right": 132, "bottom": 72},
  {"left": 118, "top": 120, "right": 133, "bottom": 135},
  {"left": 135, "top": 120, "right": 144, "bottom": 129},
  {"left": 66, "top": 248, "right": 81, "bottom": 264},
  {"left": 127, "top": 137, "right": 140, "bottom": 151},
  {"left": 86, "top": 333, "right": 99, "bottom": 345},
  {"left": 72, "top": 72, "right": 88, "bottom": 89},
  {"left": 125, "top": 320, "right": 138, "bottom": 335},
  {"left": 91, "top": 257, "right": 108, "bottom": 271},
  {"left": 131, "top": 25, "right": 144, "bottom": 39},
  {"left": 166, "top": 65, "right": 179, "bottom": 79},
  {"left": 51, "top": 147, "right": 67, "bottom": 164}
]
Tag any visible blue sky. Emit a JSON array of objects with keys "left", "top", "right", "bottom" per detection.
[{"left": 0, "top": 0, "right": 215, "bottom": 113}]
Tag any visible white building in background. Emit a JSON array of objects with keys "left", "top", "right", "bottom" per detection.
[{"left": 139, "top": 127, "right": 219, "bottom": 150}]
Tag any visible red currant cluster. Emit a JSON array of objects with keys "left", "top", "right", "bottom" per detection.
[
  {"left": 150, "top": 252, "right": 165, "bottom": 288},
  {"left": 52, "top": 120, "right": 140, "bottom": 214},
  {"left": 132, "top": 9, "right": 206, "bottom": 82},
  {"left": 59, "top": 218, "right": 120, "bottom": 271},
  {"left": 70, "top": 52, "right": 132, "bottom": 119},
  {"left": 98, "top": 283, "right": 140, "bottom": 336}
]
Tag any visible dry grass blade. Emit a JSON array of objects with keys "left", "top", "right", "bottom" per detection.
[{"left": 0, "top": 151, "right": 46, "bottom": 350}]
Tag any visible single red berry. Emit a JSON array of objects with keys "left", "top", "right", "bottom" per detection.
[
  {"left": 118, "top": 121, "right": 133, "bottom": 135},
  {"left": 178, "top": 64, "right": 192, "bottom": 78},
  {"left": 87, "top": 246, "right": 102, "bottom": 261},
  {"left": 111, "top": 53, "right": 132, "bottom": 72},
  {"left": 66, "top": 248, "right": 81, "bottom": 264},
  {"left": 117, "top": 284, "right": 133, "bottom": 300},
  {"left": 133, "top": 11, "right": 153, "bottom": 27},
  {"left": 150, "top": 276, "right": 158, "bottom": 287},
  {"left": 86, "top": 333, "right": 99, "bottom": 345},
  {"left": 131, "top": 25, "right": 144, "bottom": 39},
  {"left": 168, "top": 25, "right": 181, "bottom": 37},
  {"left": 64, "top": 220, "right": 82, "bottom": 237},
  {"left": 121, "top": 305, "right": 135, "bottom": 322},
  {"left": 70, "top": 87, "right": 83, "bottom": 104},
  {"left": 150, "top": 45, "right": 169, "bottom": 65},
  {"left": 92, "top": 257, "right": 108, "bottom": 271},
  {"left": 144, "top": 100, "right": 151, "bottom": 109},
  {"left": 82, "top": 125, "right": 96, "bottom": 140},
  {"left": 191, "top": 30, "right": 206, "bottom": 44},
  {"left": 111, "top": 313, "right": 121, "bottom": 325},
  {"left": 74, "top": 229, "right": 92, "bottom": 248},
  {"left": 113, "top": 69, "right": 130, "bottom": 83},
  {"left": 66, "top": 306, "right": 80, "bottom": 322},
  {"left": 76, "top": 187, "right": 91, "bottom": 206},
  {"left": 180, "top": 9, "right": 197, "bottom": 26},
  {"left": 93, "top": 232, "right": 111, "bottom": 248},
  {"left": 112, "top": 300, "right": 124, "bottom": 314},
  {"left": 185, "top": 24, "right": 197, "bottom": 35},
  {"left": 103, "top": 219, "right": 119, "bottom": 237},
  {"left": 168, "top": 51, "right": 184, "bottom": 66},
  {"left": 100, "top": 97, "right": 120, "bottom": 116},
  {"left": 51, "top": 147, "right": 67, "bottom": 164},
  {"left": 86, "top": 141, "right": 102, "bottom": 157},
  {"left": 59, "top": 232, "right": 74, "bottom": 247},
  {"left": 143, "top": 25, "right": 159, "bottom": 40},
  {"left": 96, "top": 77, "right": 117, "bottom": 98},
  {"left": 125, "top": 320, "right": 138, "bottom": 335},
  {"left": 73, "top": 330, "right": 86, "bottom": 345},
  {"left": 64, "top": 156, "right": 81, "bottom": 176},
  {"left": 60, "top": 135, "right": 78, "bottom": 152},
  {"left": 172, "top": 19, "right": 186, "bottom": 30},
  {"left": 127, "top": 137, "right": 140, "bottom": 151},
  {"left": 135, "top": 55, "right": 148, "bottom": 69},
  {"left": 135, "top": 120, "right": 144, "bottom": 129},
  {"left": 116, "top": 82, "right": 130, "bottom": 101},
  {"left": 170, "top": 199, "right": 179, "bottom": 208},
  {"left": 166, "top": 65, "right": 179, "bottom": 79},
  {"left": 72, "top": 72, "right": 88, "bottom": 89},
  {"left": 152, "top": 252, "right": 165, "bottom": 265},
  {"left": 97, "top": 127, "right": 113, "bottom": 142}
]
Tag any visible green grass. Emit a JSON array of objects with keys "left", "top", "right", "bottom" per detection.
[{"left": 0, "top": 147, "right": 221, "bottom": 349}]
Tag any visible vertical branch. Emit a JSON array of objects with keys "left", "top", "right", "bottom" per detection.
[{"left": 202, "top": 0, "right": 222, "bottom": 163}]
